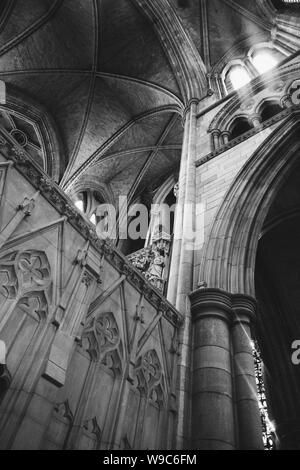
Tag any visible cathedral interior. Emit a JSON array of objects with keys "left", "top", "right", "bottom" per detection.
[{"left": 0, "top": 0, "right": 299, "bottom": 451}]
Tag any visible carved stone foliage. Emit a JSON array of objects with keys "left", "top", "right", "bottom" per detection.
[
  {"left": 0, "top": 136, "right": 182, "bottom": 329},
  {"left": 128, "top": 248, "right": 152, "bottom": 274},
  {"left": 0, "top": 250, "right": 51, "bottom": 300},
  {"left": 81, "top": 312, "right": 123, "bottom": 374},
  {"left": 128, "top": 236, "right": 171, "bottom": 294},
  {"left": 134, "top": 349, "right": 165, "bottom": 407}
]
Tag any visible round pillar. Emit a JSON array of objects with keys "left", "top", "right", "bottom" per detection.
[
  {"left": 244, "top": 58, "right": 258, "bottom": 79},
  {"left": 250, "top": 114, "right": 262, "bottom": 129},
  {"left": 190, "top": 288, "right": 264, "bottom": 450},
  {"left": 211, "top": 129, "right": 221, "bottom": 151},
  {"left": 232, "top": 296, "right": 264, "bottom": 450},
  {"left": 221, "top": 131, "right": 231, "bottom": 146},
  {"left": 190, "top": 289, "right": 235, "bottom": 450},
  {"left": 167, "top": 99, "right": 199, "bottom": 449}
]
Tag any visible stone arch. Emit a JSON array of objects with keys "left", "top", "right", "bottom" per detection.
[
  {"left": 222, "top": 59, "right": 251, "bottom": 94},
  {"left": 152, "top": 174, "right": 177, "bottom": 206},
  {"left": 227, "top": 114, "right": 254, "bottom": 140},
  {"left": 255, "top": 96, "right": 282, "bottom": 112},
  {"left": 199, "top": 109, "right": 300, "bottom": 297},
  {"left": 66, "top": 177, "right": 115, "bottom": 207},
  {"left": 208, "top": 98, "right": 250, "bottom": 134}
]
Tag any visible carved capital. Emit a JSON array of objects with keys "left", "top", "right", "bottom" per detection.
[
  {"left": 190, "top": 288, "right": 233, "bottom": 323},
  {"left": 232, "top": 294, "right": 257, "bottom": 325},
  {"left": 190, "top": 287, "right": 257, "bottom": 326}
]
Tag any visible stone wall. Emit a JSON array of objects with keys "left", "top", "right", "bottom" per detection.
[
  {"left": 193, "top": 57, "right": 300, "bottom": 288},
  {"left": 0, "top": 137, "right": 182, "bottom": 450}
]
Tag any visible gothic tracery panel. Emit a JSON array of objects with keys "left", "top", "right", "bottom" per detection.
[
  {"left": 134, "top": 349, "right": 165, "bottom": 407},
  {"left": 0, "top": 250, "right": 51, "bottom": 301},
  {"left": 81, "top": 311, "right": 123, "bottom": 374},
  {"left": 0, "top": 108, "right": 46, "bottom": 171}
]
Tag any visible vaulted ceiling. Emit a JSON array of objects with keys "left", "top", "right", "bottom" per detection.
[{"left": 0, "top": 0, "right": 280, "bottom": 205}]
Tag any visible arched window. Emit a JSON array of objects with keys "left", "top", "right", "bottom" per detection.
[
  {"left": 228, "top": 65, "right": 251, "bottom": 90},
  {"left": 259, "top": 101, "right": 282, "bottom": 123},
  {"left": 229, "top": 117, "right": 253, "bottom": 141},
  {"left": 222, "top": 61, "right": 252, "bottom": 94},
  {"left": 225, "top": 66, "right": 251, "bottom": 92},
  {"left": 74, "top": 190, "right": 105, "bottom": 226},
  {"left": 0, "top": 107, "right": 58, "bottom": 178},
  {"left": 252, "top": 50, "right": 278, "bottom": 74}
]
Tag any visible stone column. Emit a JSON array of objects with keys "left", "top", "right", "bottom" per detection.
[
  {"left": 250, "top": 114, "right": 262, "bottom": 129},
  {"left": 271, "top": 27, "right": 295, "bottom": 55},
  {"left": 167, "top": 106, "right": 190, "bottom": 305},
  {"left": 176, "top": 100, "right": 198, "bottom": 312},
  {"left": 232, "top": 296, "right": 264, "bottom": 450},
  {"left": 167, "top": 100, "right": 198, "bottom": 448},
  {"left": 244, "top": 58, "right": 258, "bottom": 79},
  {"left": 167, "top": 100, "right": 198, "bottom": 306},
  {"left": 211, "top": 129, "right": 221, "bottom": 151},
  {"left": 214, "top": 74, "right": 226, "bottom": 99},
  {"left": 190, "top": 289, "right": 235, "bottom": 449},
  {"left": 221, "top": 131, "right": 231, "bottom": 146},
  {"left": 190, "top": 288, "right": 264, "bottom": 450}
]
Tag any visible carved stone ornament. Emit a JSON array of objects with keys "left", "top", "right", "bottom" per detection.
[
  {"left": 0, "top": 249, "right": 51, "bottom": 299},
  {"left": 134, "top": 349, "right": 165, "bottom": 407},
  {"left": 81, "top": 311, "right": 123, "bottom": 374}
]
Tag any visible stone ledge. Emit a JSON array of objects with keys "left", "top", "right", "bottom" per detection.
[{"left": 0, "top": 137, "right": 183, "bottom": 329}]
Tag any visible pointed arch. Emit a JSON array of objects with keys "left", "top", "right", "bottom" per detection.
[
  {"left": 2, "top": 85, "right": 65, "bottom": 181},
  {"left": 199, "top": 109, "right": 300, "bottom": 297}
]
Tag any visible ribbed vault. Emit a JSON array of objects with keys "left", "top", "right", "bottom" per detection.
[{"left": 0, "top": 0, "right": 280, "bottom": 205}]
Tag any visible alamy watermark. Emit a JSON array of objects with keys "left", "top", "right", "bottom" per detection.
[
  {"left": 90, "top": 197, "right": 205, "bottom": 251},
  {"left": 0, "top": 80, "right": 6, "bottom": 105},
  {"left": 291, "top": 79, "right": 300, "bottom": 105},
  {"left": 291, "top": 341, "right": 300, "bottom": 365}
]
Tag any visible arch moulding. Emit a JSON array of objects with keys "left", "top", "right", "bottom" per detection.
[{"left": 199, "top": 109, "right": 300, "bottom": 297}]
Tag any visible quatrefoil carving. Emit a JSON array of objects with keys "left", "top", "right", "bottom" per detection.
[{"left": 0, "top": 250, "right": 51, "bottom": 299}]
